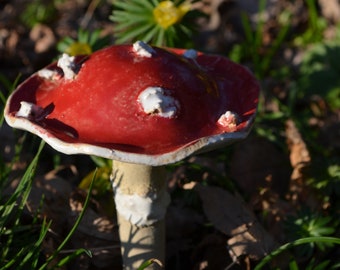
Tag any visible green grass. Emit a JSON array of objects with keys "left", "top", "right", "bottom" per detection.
[
  {"left": 255, "top": 237, "right": 340, "bottom": 270},
  {"left": 0, "top": 140, "right": 93, "bottom": 269}
]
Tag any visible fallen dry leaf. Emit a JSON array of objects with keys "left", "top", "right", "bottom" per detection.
[
  {"left": 319, "top": 0, "right": 340, "bottom": 22},
  {"left": 285, "top": 119, "right": 311, "bottom": 180},
  {"left": 29, "top": 24, "right": 56, "bottom": 53},
  {"left": 67, "top": 189, "right": 121, "bottom": 269},
  {"left": 184, "top": 182, "right": 278, "bottom": 260},
  {"left": 26, "top": 166, "right": 75, "bottom": 234},
  {"left": 230, "top": 136, "right": 291, "bottom": 196},
  {"left": 285, "top": 119, "right": 312, "bottom": 204}
]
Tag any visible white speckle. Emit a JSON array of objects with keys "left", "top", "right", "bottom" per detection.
[
  {"left": 37, "top": 69, "right": 58, "bottom": 80},
  {"left": 57, "top": 53, "right": 76, "bottom": 79},
  {"left": 133, "top": 41, "right": 155, "bottom": 58},
  {"left": 217, "top": 111, "right": 240, "bottom": 130},
  {"left": 112, "top": 185, "right": 170, "bottom": 226},
  {"left": 138, "top": 87, "right": 180, "bottom": 118},
  {"left": 183, "top": 49, "right": 198, "bottom": 59},
  {"left": 16, "top": 101, "right": 52, "bottom": 121},
  {"left": 16, "top": 101, "right": 44, "bottom": 119}
]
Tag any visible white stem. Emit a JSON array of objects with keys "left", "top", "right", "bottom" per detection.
[{"left": 111, "top": 161, "right": 170, "bottom": 270}]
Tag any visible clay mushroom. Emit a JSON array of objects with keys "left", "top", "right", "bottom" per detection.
[{"left": 4, "top": 41, "right": 259, "bottom": 269}]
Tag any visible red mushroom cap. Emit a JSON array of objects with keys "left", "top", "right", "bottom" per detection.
[{"left": 4, "top": 41, "right": 259, "bottom": 165}]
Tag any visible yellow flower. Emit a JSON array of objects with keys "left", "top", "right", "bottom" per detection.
[
  {"left": 65, "top": 42, "right": 92, "bottom": 56},
  {"left": 153, "top": 1, "right": 191, "bottom": 29}
]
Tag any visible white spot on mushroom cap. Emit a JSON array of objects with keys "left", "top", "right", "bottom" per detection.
[
  {"left": 183, "top": 49, "right": 198, "bottom": 59},
  {"left": 16, "top": 101, "right": 44, "bottom": 119},
  {"left": 138, "top": 87, "right": 180, "bottom": 118},
  {"left": 15, "top": 101, "right": 53, "bottom": 122},
  {"left": 37, "top": 69, "right": 58, "bottom": 80},
  {"left": 57, "top": 53, "right": 76, "bottom": 80},
  {"left": 133, "top": 41, "right": 156, "bottom": 58},
  {"left": 217, "top": 111, "right": 240, "bottom": 130}
]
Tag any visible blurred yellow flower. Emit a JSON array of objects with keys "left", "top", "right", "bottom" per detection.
[
  {"left": 65, "top": 42, "right": 92, "bottom": 56},
  {"left": 153, "top": 1, "right": 191, "bottom": 29}
]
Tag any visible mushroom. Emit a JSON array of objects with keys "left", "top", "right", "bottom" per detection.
[{"left": 4, "top": 41, "right": 259, "bottom": 269}]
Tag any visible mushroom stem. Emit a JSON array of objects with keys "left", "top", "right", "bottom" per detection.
[{"left": 111, "top": 161, "right": 170, "bottom": 269}]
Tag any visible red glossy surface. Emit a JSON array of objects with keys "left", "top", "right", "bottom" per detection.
[{"left": 7, "top": 44, "right": 259, "bottom": 155}]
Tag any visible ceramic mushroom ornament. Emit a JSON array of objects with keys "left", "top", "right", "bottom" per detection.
[{"left": 5, "top": 41, "right": 260, "bottom": 269}]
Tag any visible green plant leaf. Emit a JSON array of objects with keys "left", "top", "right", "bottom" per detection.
[
  {"left": 297, "top": 42, "right": 340, "bottom": 110},
  {"left": 255, "top": 237, "right": 340, "bottom": 270}
]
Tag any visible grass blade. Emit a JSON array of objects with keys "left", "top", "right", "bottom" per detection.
[
  {"left": 39, "top": 169, "right": 96, "bottom": 269},
  {"left": 255, "top": 237, "right": 340, "bottom": 270}
]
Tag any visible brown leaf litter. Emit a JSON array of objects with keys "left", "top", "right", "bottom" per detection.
[{"left": 183, "top": 182, "right": 278, "bottom": 261}]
